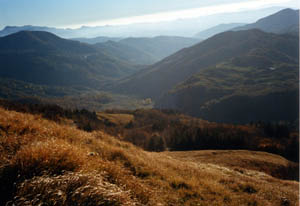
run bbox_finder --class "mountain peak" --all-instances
[3,26,18,29]
[277,8,298,13]
[2,30,62,45]
[233,8,299,35]
[14,30,58,38]
[0,30,97,54]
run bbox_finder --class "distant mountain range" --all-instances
[194,8,299,40]
[0,25,91,38]
[0,8,298,123]
[0,31,134,88]
[82,36,200,65]
[0,30,199,100]
[0,7,287,38]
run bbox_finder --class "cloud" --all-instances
[66,0,292,28]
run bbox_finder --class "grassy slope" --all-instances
[165,150,299,180]
[0,107,298,205]
[97,112,134,126]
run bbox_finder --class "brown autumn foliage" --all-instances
[0,106,299,205]
[0,99,298,164]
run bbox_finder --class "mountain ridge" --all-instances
[0,30,97,54]
[233,8,299,35]
[114,29,298,99]
[0,7,287,38]
[0,31,135,87]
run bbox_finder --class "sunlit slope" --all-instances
[165,150,299,181]
[0,107,298,205]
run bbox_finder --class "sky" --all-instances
[0,0,298,29]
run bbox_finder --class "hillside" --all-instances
[1,99,298,162]
[0,31,135,88]
[157,61,299,123]
[233,8,299,35]
[0,106,299,205]
[194,23,245,39]
[115,29,298,100]
[94,40,157,65]
[166,150,299,181]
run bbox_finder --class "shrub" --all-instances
[11,139,84,179]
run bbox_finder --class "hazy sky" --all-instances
[0,0,298,29]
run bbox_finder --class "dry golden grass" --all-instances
[165,150,299,180]
[0,107,298,205]
[97,112,134,126]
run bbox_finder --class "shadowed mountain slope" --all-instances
[157,63,298,123]
[0,31,135,87]
[115,29,298,101]
[94,40,157,65]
